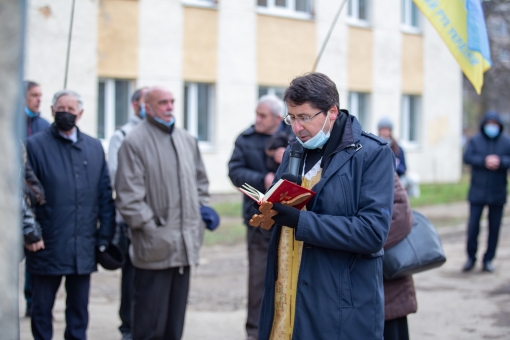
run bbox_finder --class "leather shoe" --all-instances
[462,258,475,272]
[483,261,494,273]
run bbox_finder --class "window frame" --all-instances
[401,0,421,33]
[97,78,134,141]
[348,91,370,130]
[401,94,421,147]
[256,0,313,20]
[347,0,371,27]
[184,82,215,149]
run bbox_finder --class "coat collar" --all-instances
[50,123,83,146]
[146,114,175,134]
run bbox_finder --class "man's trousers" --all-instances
[467,203,504,263]
[31,274,90,340]
[132,266,190,340]
[246,226,270,339]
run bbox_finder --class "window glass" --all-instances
[197,84,210,142]
[358,0,368,21]
[258,0,267,5]
[115,80,130,129]
[275,0,286,7]
[97,82,106,139]
[296,0,308,12]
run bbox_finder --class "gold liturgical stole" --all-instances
[270,159,322,340]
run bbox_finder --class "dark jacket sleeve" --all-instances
[396,146,407,176]
[96,154,115,247]
[22,197,42,244]
[24,162,45,207]
[295,145,394,254]
[384,173,413,250]
[463,136,486,168]
[228,137,266,192]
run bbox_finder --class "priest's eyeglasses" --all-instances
[283,110,323,125]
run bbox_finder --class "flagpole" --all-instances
[63,0,76,89]
[312,0,348,72]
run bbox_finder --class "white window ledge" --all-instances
[256,7,313,21]
[181,0,218,10]
[401,24,422,35]
[347,17,372,29]
[400,141,421,151]
[198,141,216,153]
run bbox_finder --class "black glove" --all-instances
[271,203,300,229]
[281,173,302,185]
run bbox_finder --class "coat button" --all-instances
[75,173,79,177]
[83,161,88,165]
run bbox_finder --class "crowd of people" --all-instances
[19,72,508,340]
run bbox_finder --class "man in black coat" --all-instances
[228,94,286,340]
[26,90,115,340]
[463,111,510,273]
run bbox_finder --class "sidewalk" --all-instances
[19,201,510,339]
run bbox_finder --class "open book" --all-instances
[239,179,315,210]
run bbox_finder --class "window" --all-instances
[258,86,286,100]
[348,0,370,24]
[97,79,134,140]
[401,0,420,30]
[184,83,215,143]
[348,92,370,129]
[401,95,420,144]
[257,0,312,18]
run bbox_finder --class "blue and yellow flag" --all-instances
[413,0,492,94]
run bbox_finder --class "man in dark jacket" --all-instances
[26,90,115,340]
[256,73,394,339]
[228,94,285,340]
[462,111,510,273]
[24,81,50,137]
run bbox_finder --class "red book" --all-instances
[238,179,315,210]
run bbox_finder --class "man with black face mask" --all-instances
[25,90,115,340]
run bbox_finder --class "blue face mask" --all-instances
[484,124,500,138]
[154,116,175,127]
[25,107,38,118]
[138,104,146,119]
[297,112,332,149]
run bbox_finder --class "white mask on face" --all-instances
[297,111,332,149]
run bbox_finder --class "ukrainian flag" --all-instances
[413,0,492,94]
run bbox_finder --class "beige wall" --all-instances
[347,27,373,92]
[182,7,218,83]
[401,33,423,94]
[257,15,316,87]
[97,0,139,79]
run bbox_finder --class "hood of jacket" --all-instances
[480,111,504,138]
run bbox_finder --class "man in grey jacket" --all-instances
[115,86,210,340]
[108,87,147,340]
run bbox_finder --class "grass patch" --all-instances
[210,201,242,217]
[410,176,470,208]
[203,218,245,245]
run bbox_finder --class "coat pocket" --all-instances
[339,174,354,215]
[339,259,354,308]
[132,225,173,263]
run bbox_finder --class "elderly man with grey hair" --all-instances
[26,90,115,340]
[228,94,289,340]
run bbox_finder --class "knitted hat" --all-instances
[377,117,393,131]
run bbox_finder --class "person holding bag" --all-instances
[383,173,417,340]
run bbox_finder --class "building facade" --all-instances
[25,0,462,192]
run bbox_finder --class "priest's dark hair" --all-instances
[283,73,339,114]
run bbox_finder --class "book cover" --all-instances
[238,179,315,210]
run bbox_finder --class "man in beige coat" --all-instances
[115,86,209,340]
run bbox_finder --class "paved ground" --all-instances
[18,200,510,339]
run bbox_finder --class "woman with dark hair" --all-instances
[383,174,417,340]
[378,117,407,176]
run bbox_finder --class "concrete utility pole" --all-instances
[0,0,26,338]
